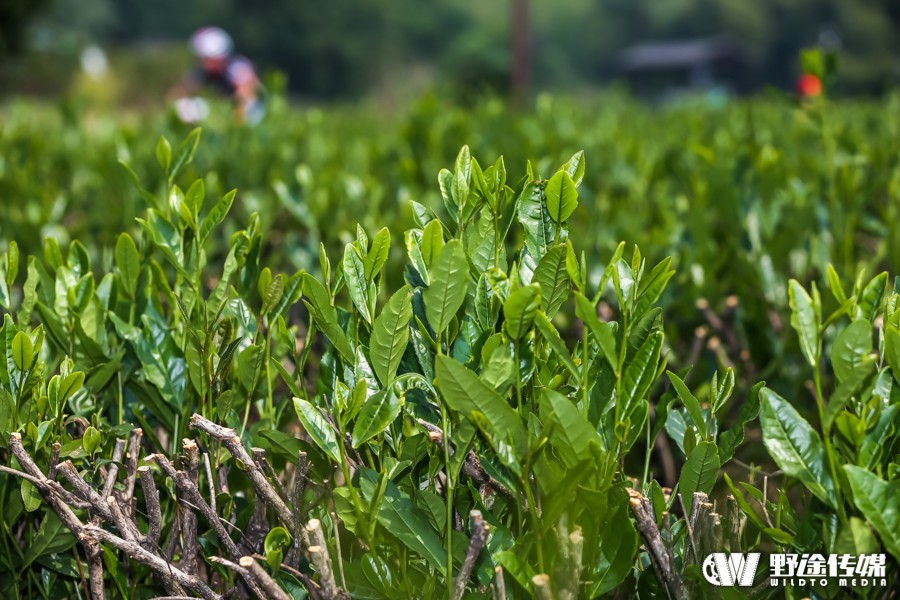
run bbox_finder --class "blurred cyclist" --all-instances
[168,27,265,124]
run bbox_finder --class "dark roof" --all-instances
[618,37,747,71]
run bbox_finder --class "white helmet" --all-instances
[190,27,233,59]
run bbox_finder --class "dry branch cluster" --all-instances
[0,414,349,600]
[627,488,749,600]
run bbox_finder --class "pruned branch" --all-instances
[451,510,490,600]
[627,488,687,600]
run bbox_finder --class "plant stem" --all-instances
[813,363,846,523]
[441,403,455,598]
[581,329,590,418]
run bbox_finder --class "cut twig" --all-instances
[82,525,221,600]
[252,447,289,505]
[492,566,506,600]
[451,510,490,600]
[138,466,163,547]
[239,557,292,600]
[101,438,127,501]
[122,428,144,505]
[306,519,344,599]
[190,415,302,542]
[58,461,115,523]
[532,574,553,600]
[179,440,201,576]
[627,488,687,600]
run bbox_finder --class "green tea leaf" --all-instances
[114,233,140,298]
[343,243,372,325]
[370,286,412,386]
[619,330,662,415]
[574,293,617,370]
[200,189,237,244]
[293,397,341,463]
[534,311,579,381]
[843,466,900,561]
[155,136,171,172]
[364,227,390,282]
[590,501,638,596]
[788,279,820,367]
[21,479,42,512]
[533,245,569,318]
[358,469,449,575]
[666,371,706,439]
[352,389,401,447]
[11,330,34,372]
[858,272,887,322]
[545,170,578,223]
[503,284,540,340]
[760,388,836,508]
[718,381,763,463]
[832,319,872,383]
[435,355,525,447]
[82,426,101,454]
[423,240,468,335]
[679,441,719,503]
[539,388,603,466]
[302,273,355,363]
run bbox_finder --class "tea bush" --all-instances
[0,117,898,597]
[3,92,900,408]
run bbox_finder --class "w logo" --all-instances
[702,553,760,586]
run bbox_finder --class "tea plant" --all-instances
[0,138,765,598]
[729,269,900,595]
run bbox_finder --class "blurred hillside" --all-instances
[2,0,899,100]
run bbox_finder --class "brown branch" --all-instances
[285,452,311,568]
[107,495,140,542]
[189,415,301,541]
[533,574,553,600]
[122,428,144,505]
[48,442,61,480]
[203,451,216,515]
[417,419,516,501]
[451,510,489,600]
[306,519,343,599]
[138,466,163,547]
[239,557,292,600]
[100,438,127,502]
[627,488,687,600]
[81,524,221,600]
[179,440,201,576]
[149,448,267,600]
[492,566,506,600]
[58,461,115,523]
[252,447,289,506]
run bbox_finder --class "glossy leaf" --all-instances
[423,240,468,335]
[545,170,578,223]
[844,466,900,561]
[760,388,836,508]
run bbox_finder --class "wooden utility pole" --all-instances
[511,0,530,104]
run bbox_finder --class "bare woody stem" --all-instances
[82,525,221,600]
[240,557,292,600]
[189,414,304,544]
[627,488,688,600]
[306,519,342,599]
[138,466,163,547]
[450,510,490,600]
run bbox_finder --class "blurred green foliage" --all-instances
[2,91,900,409]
